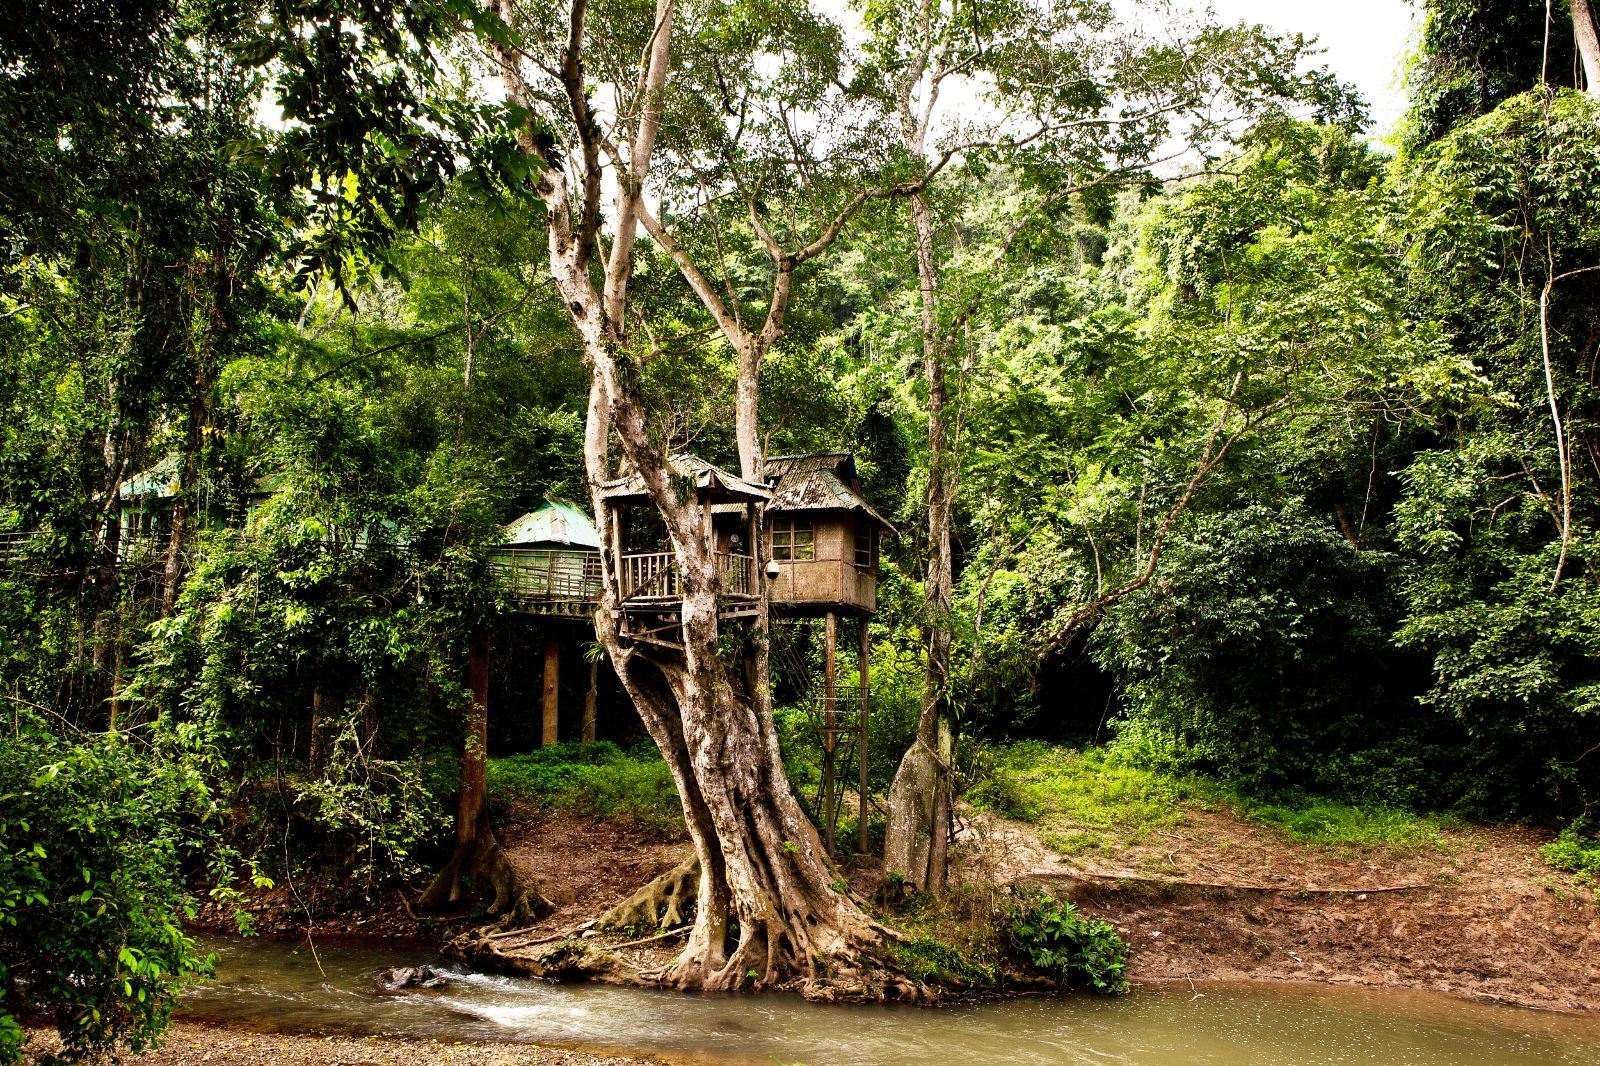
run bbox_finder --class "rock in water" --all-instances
[375,964,450,992]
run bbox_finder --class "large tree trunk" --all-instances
[420,630,542,920]
[580,359,886,993]
[491,0,890,992]
[882,186,958,895]
[1575,0,1600,92]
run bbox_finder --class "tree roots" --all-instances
[597,856,699,931]
[419,834,548,924]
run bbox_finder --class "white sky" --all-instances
[1209,0,1419,137]
[817,0,1419,140]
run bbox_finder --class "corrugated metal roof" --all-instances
[121,455,282,500]
[769,467,894,532]
[503,500,601,548]
[600,454,772,504]
[118,455,182,500]
[765,452,856,483]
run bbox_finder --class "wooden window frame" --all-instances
[771,517,815,561]
[853,523,876,570]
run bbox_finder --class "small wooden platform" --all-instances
[493,547,759,642]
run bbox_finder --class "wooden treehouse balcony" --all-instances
[492,547,758,630]
[618,550,754,602]
[491,547,604,618]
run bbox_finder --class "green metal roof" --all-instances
[118,455,182,500]
[502,500,601,549]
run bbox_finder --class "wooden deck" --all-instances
[492,547,758,631]
[491,547,604,618]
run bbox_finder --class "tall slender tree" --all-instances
[858,0,1359,893]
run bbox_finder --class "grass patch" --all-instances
[967,741,1193,844]
[968,741,1451,854]
[1234,797,1451,850]
[488,741,683,837]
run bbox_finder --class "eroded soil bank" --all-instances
[977,809,1600,1013]
[477,802,1600,1014]
[193,794,1599,1015]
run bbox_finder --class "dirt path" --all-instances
[963,805,1600,1012]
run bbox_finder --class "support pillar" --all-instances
[823,610,838,855]
[859,619,871,855]
[541,635,560,747]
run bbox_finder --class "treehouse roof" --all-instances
[118,455,182,500]
[120,455,279,501]
[768,466,894,533]
[600,455,772,505]
[764,452,857,483]
[765,452,894,533]
[502,500,601,549]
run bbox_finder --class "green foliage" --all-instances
[488,742,683,837]
[0,712,214,1063]
[1541,830,1600,881]
[1002,893,1128,995]
[1404,0,1575,147]
[890,935,998,990]
[284,739,450,900]
[1388,92,1600,818]
[1237,799,1451,851]
[1095,502,1457,805]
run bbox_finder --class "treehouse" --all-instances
[496,453,893,626]
[116,455,182,563]
[490,499,603,617]
[115,455,276,565]
[492,453,891,836]
[490,499,605,746]
[758,453,892,617]
[598,455,770,636]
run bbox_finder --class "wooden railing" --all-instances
[0,530,39,565]
[717,551,753,597]
[619,550,755,602]
[620,551,679,601]
[491,548,603,605]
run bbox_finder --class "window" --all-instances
[854,525,876,569]
[771,518,814,561]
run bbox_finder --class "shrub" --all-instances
[0,713,214,1063]
[1541,830,1600,881]
[890,935,998,990]
[288,734,449,900]
[1003,893,1129,994]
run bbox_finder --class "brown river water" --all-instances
[184,936,1600,1065]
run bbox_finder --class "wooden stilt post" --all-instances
[541,636,560,746]
[858,618,870,855]
[581,655,598,745]
[823,610,838,855]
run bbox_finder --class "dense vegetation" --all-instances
[2,0,1599,1056]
